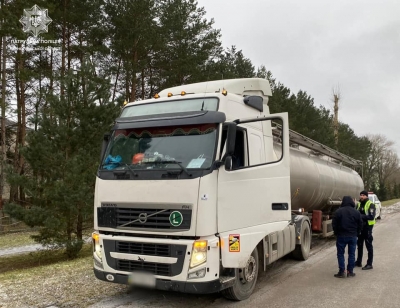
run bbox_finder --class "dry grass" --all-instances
[382,198,400,207]
[0,244,128,308]
[0,244,90,274]
[0,231,37,249]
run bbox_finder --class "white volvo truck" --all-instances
[93,78,364,300]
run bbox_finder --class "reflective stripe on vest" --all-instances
[357,200,376,226]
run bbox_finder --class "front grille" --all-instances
[117,260,170,276]
[98,207,192,230]
[117,242,170,257]
[103,240,187,277]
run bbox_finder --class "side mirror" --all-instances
[224,156,233,171]
[243,96,263,112]
[225,122,237,158]
[100,133,110,161]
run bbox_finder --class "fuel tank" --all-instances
[277,145,364,212]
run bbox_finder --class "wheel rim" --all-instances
[239,255,257,284]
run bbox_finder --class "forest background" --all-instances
[0,0,399,257]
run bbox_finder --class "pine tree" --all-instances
[103,0,158,101]
[5,62,119,258]
[395,183,400,198]
[154,0,222,88]
[378,182,387,201]
[5,0,119,258]
[206,46,254,81]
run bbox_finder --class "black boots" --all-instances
[347,271,356,277]
[362,264,373,270]
[334,271,346,278]
[334,270,356,278]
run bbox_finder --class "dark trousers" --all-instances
[357,226,374,266]
[336,236,357,273]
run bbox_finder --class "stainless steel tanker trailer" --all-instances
[275,129,363,236]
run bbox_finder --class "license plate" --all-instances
[128,272,156,288]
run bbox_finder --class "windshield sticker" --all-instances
[187,158,206,168]
[229,234,240,252]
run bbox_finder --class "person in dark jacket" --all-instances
[332,196,363,278]
[355,190,376,270]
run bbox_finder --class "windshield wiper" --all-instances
[154,160,192,177]
[100,162,137,178]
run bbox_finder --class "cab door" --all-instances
[217,113,291,233]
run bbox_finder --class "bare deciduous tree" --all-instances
[331,85,341,150]
[364,134,400,194]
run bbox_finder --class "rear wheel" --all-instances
[221,247,259,301]
[292,220,311,260]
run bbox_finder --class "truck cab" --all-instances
[92,78,361,300]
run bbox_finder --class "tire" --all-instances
[221,247,259,301]
[375,205,381,220]
[292,220,311,260]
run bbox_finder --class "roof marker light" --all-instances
[154,93,160,99]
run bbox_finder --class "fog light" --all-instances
[188,267,206,279]
[94,257,103,269]
[106,274,115,281]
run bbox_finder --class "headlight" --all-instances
[190,240,207,268]
[92,232,102,259]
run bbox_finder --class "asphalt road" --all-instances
[90,204,400,308]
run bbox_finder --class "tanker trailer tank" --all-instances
[287,146,364,212]
[273,140,363,237]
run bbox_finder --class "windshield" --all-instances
[102,124,217,171]
[368,195,378,202]
[120,98,218,118]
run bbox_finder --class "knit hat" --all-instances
[360,190,368,196]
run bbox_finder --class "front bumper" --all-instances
[94,268,222,294]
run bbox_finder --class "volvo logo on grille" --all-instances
[119,209,168,228]
[138,213,148,223]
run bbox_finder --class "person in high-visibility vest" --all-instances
[355,190,376,270]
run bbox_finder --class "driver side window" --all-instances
[220,128,247,170]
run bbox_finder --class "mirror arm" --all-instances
[212,160,224,170]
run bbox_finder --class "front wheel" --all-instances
[292,220,311,260]
[221,247,259,301]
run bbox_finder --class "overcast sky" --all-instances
[197,0,400,156]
